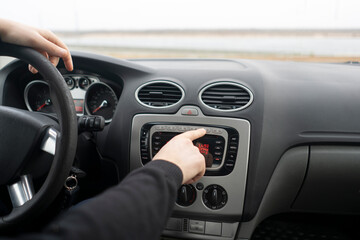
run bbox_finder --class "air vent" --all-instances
[136,81,184,108]
[200,82,253,111]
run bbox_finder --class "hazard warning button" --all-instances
[181,108,199,116]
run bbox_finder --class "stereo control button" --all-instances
[179,126,186,131]
[214,129,223,134]
[214,151,222,156]
[229,146,237,151]
[215,145,223,150]
[156,125,165,130]
[228,153,236,160]
[141,156,149,163]
[225,160,235,170]
[230,136,238,142]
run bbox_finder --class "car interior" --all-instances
[1,39,360,240]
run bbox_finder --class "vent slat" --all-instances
[200,83,252,111]
[138,93,182,97]
[140,99,179,102]
[139,96,182,99]
[202,91,249,96]
[203,100,250,104]
[137,81,183,108]
[204,88,247,91]
[202,96,251,100]
[140,89,180,93]
[143,85,178,88]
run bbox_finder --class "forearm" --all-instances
[42,160,182,240]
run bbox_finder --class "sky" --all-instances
[1,0,360,31]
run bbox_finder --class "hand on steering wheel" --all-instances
[0,18,73,74]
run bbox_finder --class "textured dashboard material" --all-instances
[2,53,360,222]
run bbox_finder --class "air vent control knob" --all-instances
[203,184,227,210]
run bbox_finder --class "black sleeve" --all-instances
[17,160,183,240]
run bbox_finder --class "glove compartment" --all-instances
[292,146,360,213]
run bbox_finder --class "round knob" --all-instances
[64,77,75,90]
[176,184,196,206]
[203,184,227,210]
[79,77,90,89]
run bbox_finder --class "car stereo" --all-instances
[139,123,240,176]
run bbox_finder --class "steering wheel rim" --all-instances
[0,42,77,228]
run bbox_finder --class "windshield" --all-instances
[1,0,360,63]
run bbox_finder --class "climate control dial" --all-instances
[176,184,196,207]
[203,184,227,210]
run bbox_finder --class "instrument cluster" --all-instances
[24,74,118,123]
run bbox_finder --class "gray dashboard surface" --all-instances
[105,57,360,221]
[2,53,360,221]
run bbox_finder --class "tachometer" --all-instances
[85,82,118,123]
[24,81,54,113]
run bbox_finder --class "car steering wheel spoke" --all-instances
[40,127,58,156]
[7,175,35,208]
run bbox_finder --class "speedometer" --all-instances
[24,81,54,113]
[85,82,118,123]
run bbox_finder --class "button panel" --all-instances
[140,127,151,164]
[223,134,239,172]
[151,124,226,134]
[164,217,239,239]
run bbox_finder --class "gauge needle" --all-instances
[92,100,108,114]
[37,99,51,111]
[37,103,46,111]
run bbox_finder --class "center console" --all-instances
[130,106,250,239]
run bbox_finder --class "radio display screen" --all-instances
[152,132,225,168]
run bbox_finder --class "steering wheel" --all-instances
[0,42,77,229]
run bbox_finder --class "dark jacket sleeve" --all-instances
[18,160,183,240]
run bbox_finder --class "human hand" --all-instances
[0,18,73,73]
[153,128,206,184]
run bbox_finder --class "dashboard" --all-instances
[1,52,360,239]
